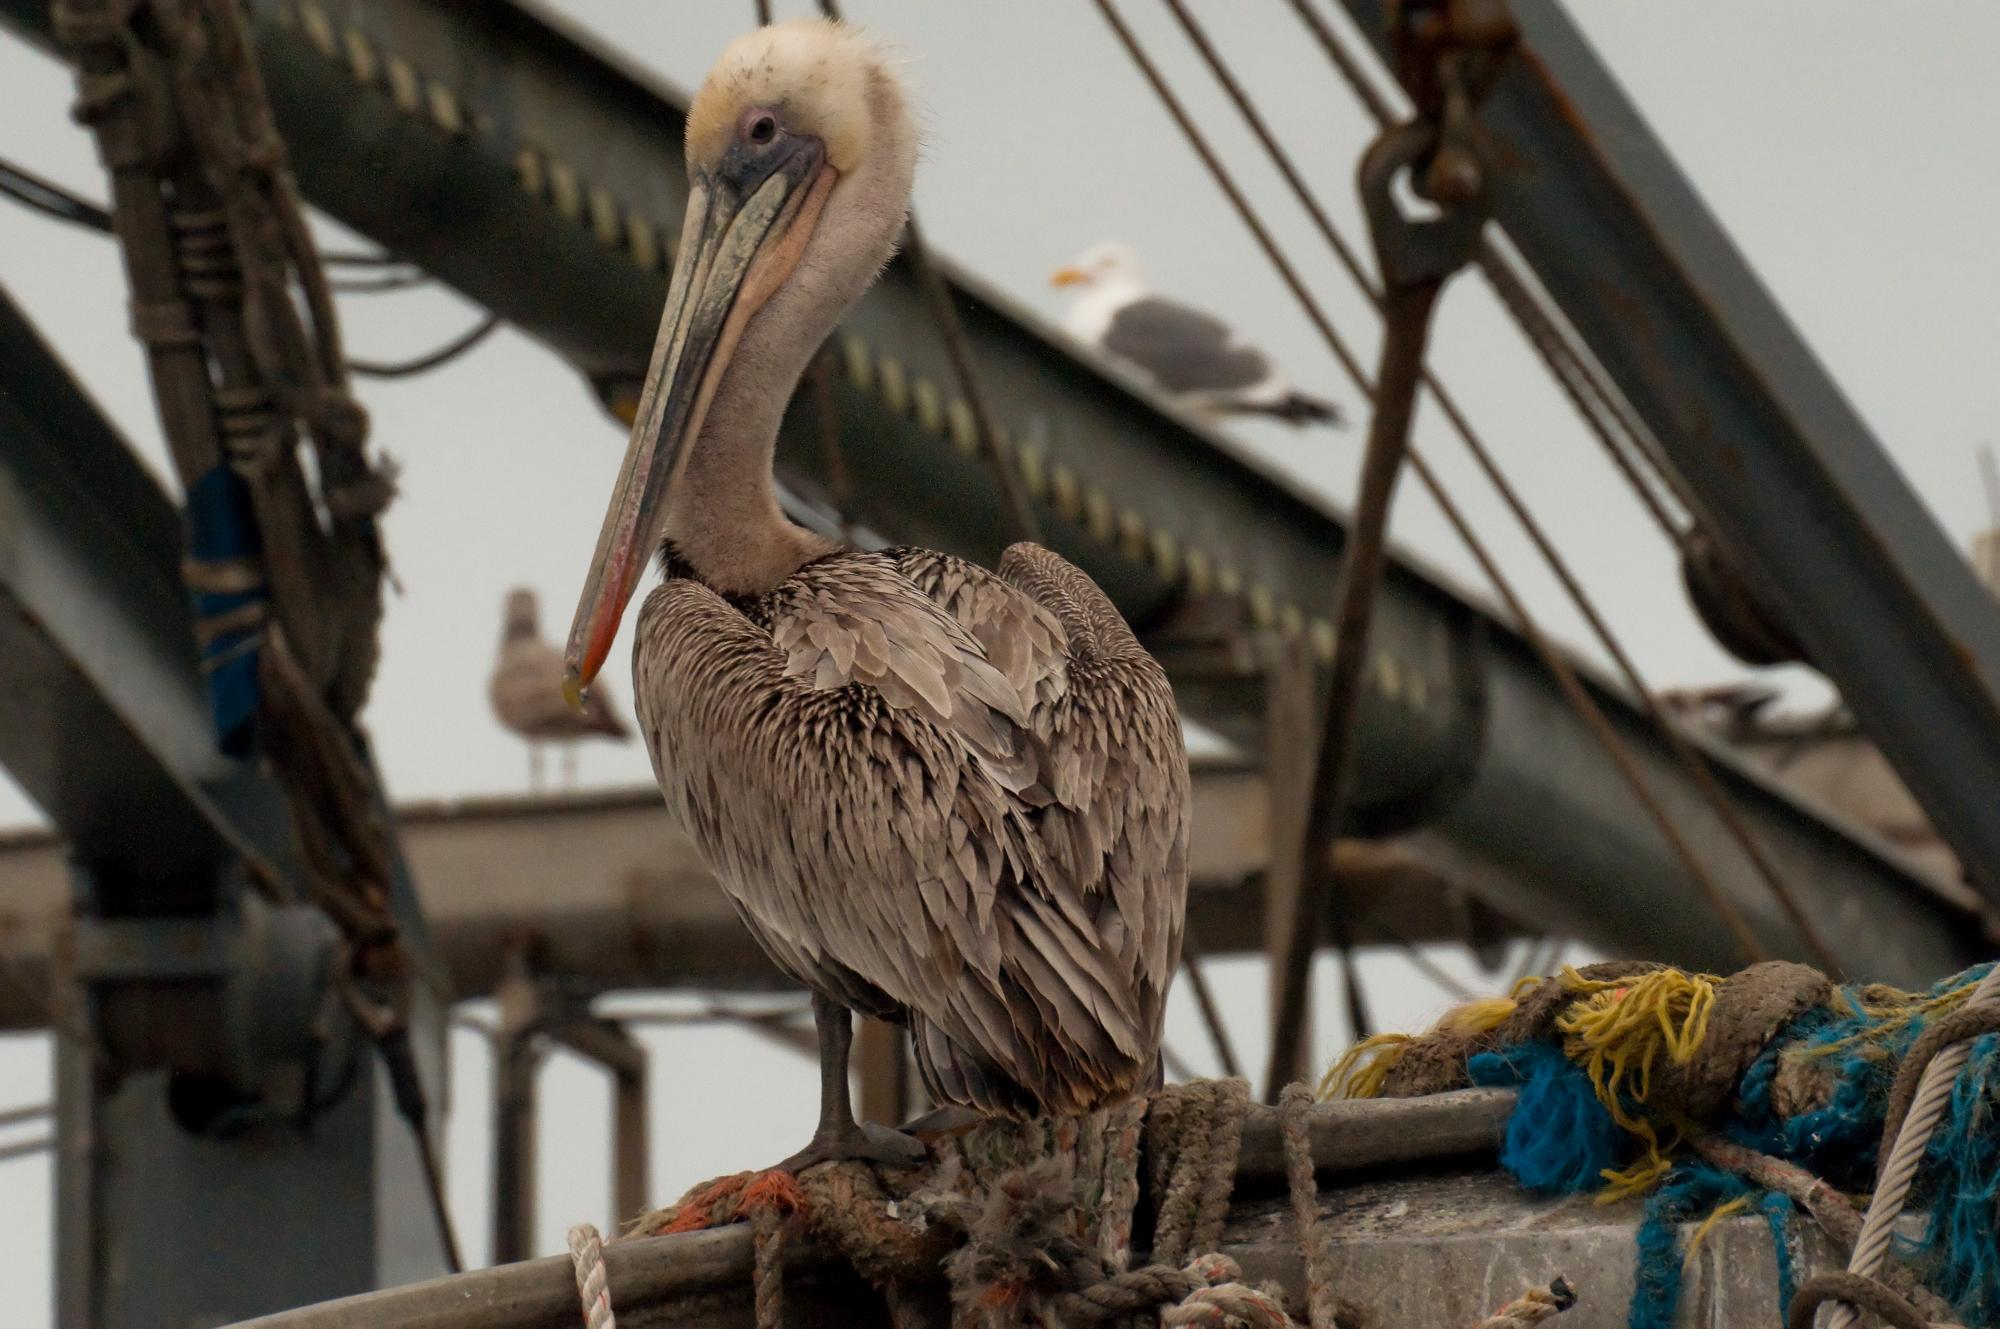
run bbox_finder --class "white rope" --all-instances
[568,1222,616,1329]
[1822,964,2000,1329]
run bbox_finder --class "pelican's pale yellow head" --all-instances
[566,18,916,696]
[687,20,886,176]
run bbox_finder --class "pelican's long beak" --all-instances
[564,139,836,701]
[1050,265,1088,288]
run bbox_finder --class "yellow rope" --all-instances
[1440,996,1519,1038]
[1316,995,1518,1100]
[1551,967,1721,1202]
[1317,1032,1410,1100]
[1680,1193,1752,1270]
[1556,967,1717,1127]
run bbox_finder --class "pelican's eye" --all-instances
[744,110,779,145]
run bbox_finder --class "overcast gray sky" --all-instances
[2,2,1997,1322]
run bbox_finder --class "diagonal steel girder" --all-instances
[0,0,1982,982]
[1337,0,2000,911]
[0,281,290,891]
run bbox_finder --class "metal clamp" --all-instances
[1357,121,1490,295]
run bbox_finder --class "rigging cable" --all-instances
[1280,0,1692,541]
[816,0,1043,548]
[1,151,495,378]
[1089,1,1773,1017]
[1204,0,1839,973]
[347,311,503,380]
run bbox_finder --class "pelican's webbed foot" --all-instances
[778,1119,928,1174]
[781,992,930,1174]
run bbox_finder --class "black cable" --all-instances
[328,267,432,294]
[0,152,418,272]
[1,151,493,382]
[0,157,112,231]
[374,1025,465,1273]
[347,311,502,379]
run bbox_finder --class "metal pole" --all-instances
[492,969,544,1265]
[549,1015,651,1231]
[1259,636,1319,1094]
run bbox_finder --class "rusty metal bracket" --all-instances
[1359,123,1490,297]
[1265,17,1504,1096]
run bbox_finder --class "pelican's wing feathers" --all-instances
[895,543,1190,1068]
[633,549,1183,1113]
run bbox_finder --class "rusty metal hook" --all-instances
[1357,120,1490,294]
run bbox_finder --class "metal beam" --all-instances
[0,283,272,891]
[0,766,1525,1029]
[0,280,453,1324]
[215,1090,1830,1329]
[1336,0,2000,910]
[0,0,1981,983]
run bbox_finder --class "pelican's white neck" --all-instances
[665,70,917,597]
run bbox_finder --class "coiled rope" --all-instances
[562,1075,1572,1328]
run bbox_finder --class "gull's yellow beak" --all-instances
[1050,265,1089,288]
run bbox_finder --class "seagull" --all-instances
[489,587,629,789]
[563,19,1189,1168]
[1053,242,1344,427]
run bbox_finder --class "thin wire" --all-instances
[1095,0,1769,968]
[328,267,432,294]
[1231,0,1838,974]
[0,1102,53,1128]
[1279,1,1693,544]
[411,1111,466,1274]
[1283,0,1696,541]
[753,0,773,23]
[815,0,1042,548]
[347,311,502,379]
[1157,0,1835,971]
[1396,939,1476,1003]
[0,157,111,230]
[0,153,415,272]
[1178,926,1243,1079]
[1474,240,1689,537]
[0,1136,54,1165]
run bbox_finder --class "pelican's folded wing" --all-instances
[631,553,1156,1111]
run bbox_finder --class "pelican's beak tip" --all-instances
[1050,266,1086,289]
[562,670,587,711]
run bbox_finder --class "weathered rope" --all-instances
[1787,1273,1931,1329]
[1160,1254,1294,1327]
[566,1223,616,1329]
[1098,1096,1147,1272]
[1821,964,2000,1329]
[1280,1084,1339,1329]
[1474,1277,1577,1328]
[751,1203,787,1329]
[1322,959,1996,1325]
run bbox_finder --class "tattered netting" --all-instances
[1320,960,2000,1327]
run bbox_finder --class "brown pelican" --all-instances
[489,587,629,788]
[1053,242,1345,427]
[564,19,1189,1167]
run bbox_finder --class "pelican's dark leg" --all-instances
[778,993,927,1172]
